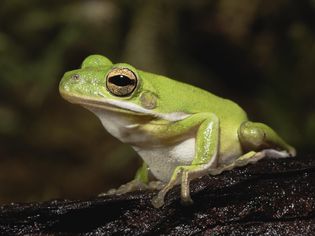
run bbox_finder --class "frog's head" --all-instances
[59,55,161,117]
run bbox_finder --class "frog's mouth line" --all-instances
[60,92,191,122]
[60,92,148,116]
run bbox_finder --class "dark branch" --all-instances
[0,155,314,235]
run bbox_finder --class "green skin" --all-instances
[59,55,296,208]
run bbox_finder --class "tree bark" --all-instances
[0,154,314,235]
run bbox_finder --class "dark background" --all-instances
[0,0,314,204]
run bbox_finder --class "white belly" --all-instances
[133,138,195,182]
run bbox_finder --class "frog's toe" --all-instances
[98,188,118,196]
[151,193,165,208]
[98,192,109,197]
[148,180,165,190]
[288,147,297,157]
[261,149,293,159]
[106,188,118,195]
[151,179,178,208]
[181,195,193,206]
[115,179,148,194]
[99,179,148,197]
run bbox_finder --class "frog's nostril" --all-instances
[71,74,80,81]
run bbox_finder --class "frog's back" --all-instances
[141,71,248,124]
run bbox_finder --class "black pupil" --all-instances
[109,75,134,86]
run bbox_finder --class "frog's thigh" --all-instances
[152,113,219,208]
[238,121,296,157]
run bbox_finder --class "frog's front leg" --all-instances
[114,162,151,194]
[152,113,219,208]
[134,161,165,191]
[100,162,152,196]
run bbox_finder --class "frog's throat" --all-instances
[61,93,190,122]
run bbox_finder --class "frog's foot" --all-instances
[147,180,165,190]
[98,180,165,197]
[151,165,208,208]
[98,179,148,196]
[262,149,295,159]
[210,149,294,176]
[151,167,181,208]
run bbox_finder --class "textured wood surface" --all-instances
[0,154,314,235]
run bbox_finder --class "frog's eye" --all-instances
[106,68,137,97]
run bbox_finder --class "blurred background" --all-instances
[0,0,314,204]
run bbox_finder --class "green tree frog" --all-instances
[59,55,296,208]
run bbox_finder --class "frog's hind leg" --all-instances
[238,121,296,157]
[209,149,291,175]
